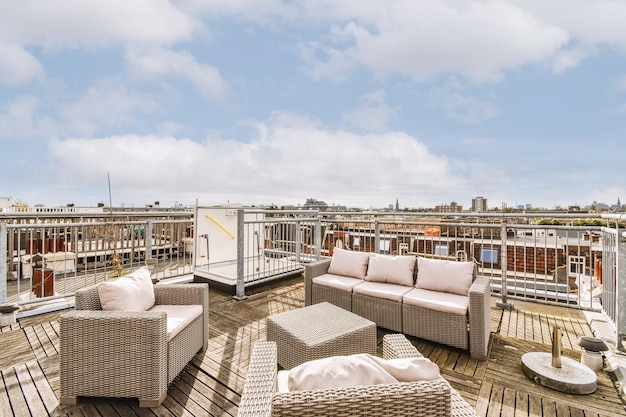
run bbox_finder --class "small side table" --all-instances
[267,302,377,369]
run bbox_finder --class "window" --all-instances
[434,244,449,257]
[480,247,499,264]
[379,239,390,253]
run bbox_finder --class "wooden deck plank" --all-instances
[25,360,63,416]
[2,367,30,417]
[1,277,625,417]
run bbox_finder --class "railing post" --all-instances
[497,221,514,309]
[145,221,153,260]
[1,223,7,304]
[374,219,380,254]
[617,230,626,352]
[234,209,246,300]
[315,217,321,260]
[295,220,301,262]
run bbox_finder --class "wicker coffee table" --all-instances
[266,301,377,369]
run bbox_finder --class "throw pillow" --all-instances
[288,353,440,392]
[327,248,370,279]
[415,257,474,296]
[365,254,416,286]
[98,266,155,311]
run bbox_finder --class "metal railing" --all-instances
[223,210,623,348]
[2,208,624,348]
[1,215,193,316]
[600,214,626,352]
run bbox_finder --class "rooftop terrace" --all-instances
[1,275,625,417]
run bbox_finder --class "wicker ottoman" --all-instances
[266,302,377,369]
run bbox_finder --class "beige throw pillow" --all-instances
[288,353,440,392]
[327,248,370,279]
[365,254,416,286]
[98,266,155,311]
[415,257,474,296]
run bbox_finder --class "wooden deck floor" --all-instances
[1,276,625,417]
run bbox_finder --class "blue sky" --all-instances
[1,0,625,210]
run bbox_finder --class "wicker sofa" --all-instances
[59,269,209,407]
[237,333,478,417]
[305,249,491,359]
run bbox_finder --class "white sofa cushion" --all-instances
[352,281,412,302]
[415,257,474,296]
[285,353,440,392]
[148,304,203,341]
[327,248,370,279]
[98,266,155,311]
[403,288,469,315]
[365,254,416,286]
[313,273,364,292]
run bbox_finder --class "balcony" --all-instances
[1,209,626,416]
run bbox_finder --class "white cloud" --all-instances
[426,78,498,124]
[297,1,568,84]
[0,43,45,85]
[59,79,157,137]
[0,96,58,139]
[0,0,198,48]
[342,90,395,132]
[126,48,228,99]
[46,112,468,207]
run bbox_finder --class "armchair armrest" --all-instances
[383,334,479,417]
[154,283,209,347]
[468,276,491,360]
[304,259,331,305]
[383,333,424,360]
[237,342,278,417]
[154,283,208,306]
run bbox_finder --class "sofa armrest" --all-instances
[237,342,278,417]
[60,310,168,399]
[468,276,491,360]
[304,259,331,305]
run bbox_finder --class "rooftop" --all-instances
[1,275,625,417]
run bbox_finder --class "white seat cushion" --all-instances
[313,273,363,292]
[352,281,412,302]
[148,304,203,341]
[403,288,469,315]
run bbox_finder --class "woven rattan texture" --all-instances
[266,302,376,369]
[468,276,491,360]
[403,303,469,350]
[238,334,478,417]
[352,292,404,332]
[311,284,352,310]
[304,259,331,306]
[60,283,208,407]
[304,256,492,359]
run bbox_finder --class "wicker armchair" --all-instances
[237,334,478,417]
[59,283,209,407]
